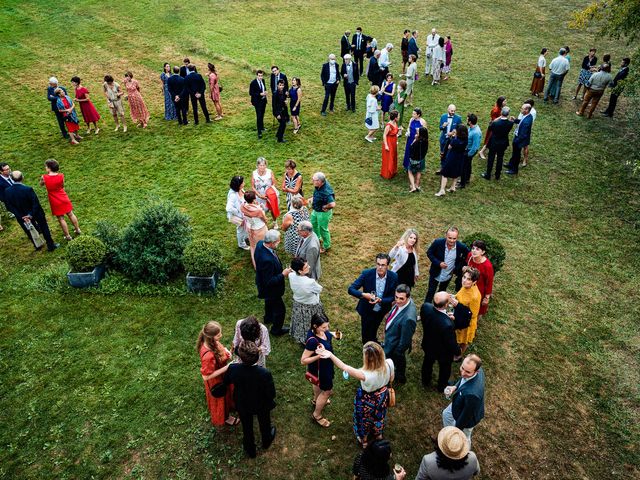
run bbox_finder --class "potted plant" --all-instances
[66,235,107,288]
[183,239,228,293]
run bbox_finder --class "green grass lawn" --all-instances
[1,0,639,478]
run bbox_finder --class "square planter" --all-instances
[67,264,106,288]
[186,272,219,293]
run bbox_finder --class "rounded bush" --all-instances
[65,236,107,273]
[183,239,228,278]
[93,220,122,269]
[463,232,506,273]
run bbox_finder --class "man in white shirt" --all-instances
[425,28,441,76]
[379,43,393,78]
[544,48,570,104]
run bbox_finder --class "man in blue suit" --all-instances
[382,284,417,384]
[254,230,292,336]
[438,105,462,167]
[167,66,187,125]
[505,103,534,175]
[425,227,470,303]
[443,354,485,446]
[348,253,399,344]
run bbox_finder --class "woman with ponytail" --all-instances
[197,321,239,426]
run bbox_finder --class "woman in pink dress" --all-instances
[207,63,224,120]
[443,36,453,80]
[123,71,150,128]
[71,76,101,134]
[39,159,81,240]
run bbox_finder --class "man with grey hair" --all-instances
[379,43,393,78]
[296,220,322,280]
[544,48,570,104]
[320,54,340,116]
[425,28,440,76]
[307,172,335,253]
[367,49,382,87]
[341,53,359,112]
[46,77,69,139]
[480,106,514,181]
[254,229,291,336]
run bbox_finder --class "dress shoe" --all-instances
[480,172,491,180]
[321,112,327,116]
[47,243,60,252]
[505,169,517,175]
[271,327,290,336]
[258,133,263,139]
[262,426,276,449]
[277,139,286,143]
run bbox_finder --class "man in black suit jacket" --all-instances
[269,66,288,118]
[223,342,277,458]
[421,292,460,391]
[249,70,268,138]
[351,27,368,73]
[179,57,197,78]
[348,253,399,344]
[341,54,359,112]
[442,353,485,445]
[179,65,210,125]
[46,77,69,139]
[167,66,187,125]
[3,171,58,251]
[320,54,340,115]
[340,30,352,58]
[254,230,291,335]
[602,57,631,117]
[367,50,382,87]
[481,106,514,180]
[425,227,470,303]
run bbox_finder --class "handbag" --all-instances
[533,71,542,79]
[365,116,373,127]
[304,337,321,386]
[25,220,45,249]
[453,303,472,330]
[218,84,223,93]
[210,381,227,398]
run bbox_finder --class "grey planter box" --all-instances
[186,272,218,293]
[67,265,106,288]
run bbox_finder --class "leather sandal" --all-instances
[312,414,331,427]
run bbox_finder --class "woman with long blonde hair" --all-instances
[389,228,419,288]
[196,321,238,426]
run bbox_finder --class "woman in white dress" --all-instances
[251,156,280,228]
[288,257,324,344]
[240,191,267,269]
[403,54,418,105]
[225,175,250,250]
[365,85,381,143]
[431,37,446,85]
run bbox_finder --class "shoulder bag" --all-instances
[304,337,321,386]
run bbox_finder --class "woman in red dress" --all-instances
[381,110,400,179]
[71,76,101,134]
[55,88,83,145]
[39,159,81,240]
[207,63,224,120]
[478,96,506,160]
[465,239,495,319]
[123,71,150,128]
[196,321,238,427]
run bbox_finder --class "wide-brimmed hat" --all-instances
[437,426,469,460]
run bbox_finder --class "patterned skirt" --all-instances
[578,68,592,85]
[353,386,389,443]
[290,301,324,343]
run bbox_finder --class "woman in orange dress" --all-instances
[197,321,239,426]
[478,96,506,160]
[123,71,150,128]
[531,48,548,97]
[39,159,81,241]
[380,110,400,179]
[207,63,224,120]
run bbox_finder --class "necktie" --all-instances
[385,305,399,328]
[260,81,264,92]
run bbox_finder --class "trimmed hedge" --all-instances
[65,236,107,273]
[183,239,228,278]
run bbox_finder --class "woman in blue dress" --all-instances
[289,77,302,134]
[402,108,428,170]
[380,73,395,123]
[160,63,177,121]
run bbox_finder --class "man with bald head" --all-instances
[505,103,534,175]
[425,28,441,76]
[320,54,340,116]
[438,105,462,167]
[421,291,460,392]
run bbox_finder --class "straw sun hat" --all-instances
[437,426,470,460]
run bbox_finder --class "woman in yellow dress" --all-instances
[450,268,481,359]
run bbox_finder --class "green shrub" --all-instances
[116,200,191,283]
[94,220,122,269]
[183,239,229,277]
[65,236,107,273]
[463,232,506,273]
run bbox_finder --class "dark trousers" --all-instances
[321,83,338,113]
[344,82,357,111]
[174,99,188,124]
[189,94,210,124]
[254,101,266,133]
[603,92,619,116]
[388,351,407,383]
[486,144,508,179]
[422,354,453,392]
[239,409,272,457]
[460,154,474,187]
[17,214,55,249]
[276,116,287,141]
[265,296,286,333]
[54,111,69,138]
[354,53,364,73]
[425,275,454,303]
[507,141,523,173]
[360,310,385,344]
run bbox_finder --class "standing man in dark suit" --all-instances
[46,77,69,139]
[480,106,514,181]
[425,227,470,303]
[0,162,15,229]
[167,66,187,125]
[408,31,420,61]
[273,80,289,143]
[320,54,340,116]
[348,253,399,344]
[602,57,631,118]
[505,103,534,175]
[179,65,210,125]
[254,229,291,335]
[382,284,418,384]
[4,171,58,252]
[438,104,463,165]
[295,221,321,280]
[249,70,268,139]
[351,27,368,73]
[367,50,382,87]
[421,292,460,392]
[443,354,485,446]
[179,58,197,78]
[340,30,352,58]
[341,54,359,112]
[269,66,288,118]
[223,341,277,458]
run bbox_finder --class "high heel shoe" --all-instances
[64,235,73,241]
[74,229,82,235]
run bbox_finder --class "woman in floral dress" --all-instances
[123,71,149,128]
[160,63,177,121]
